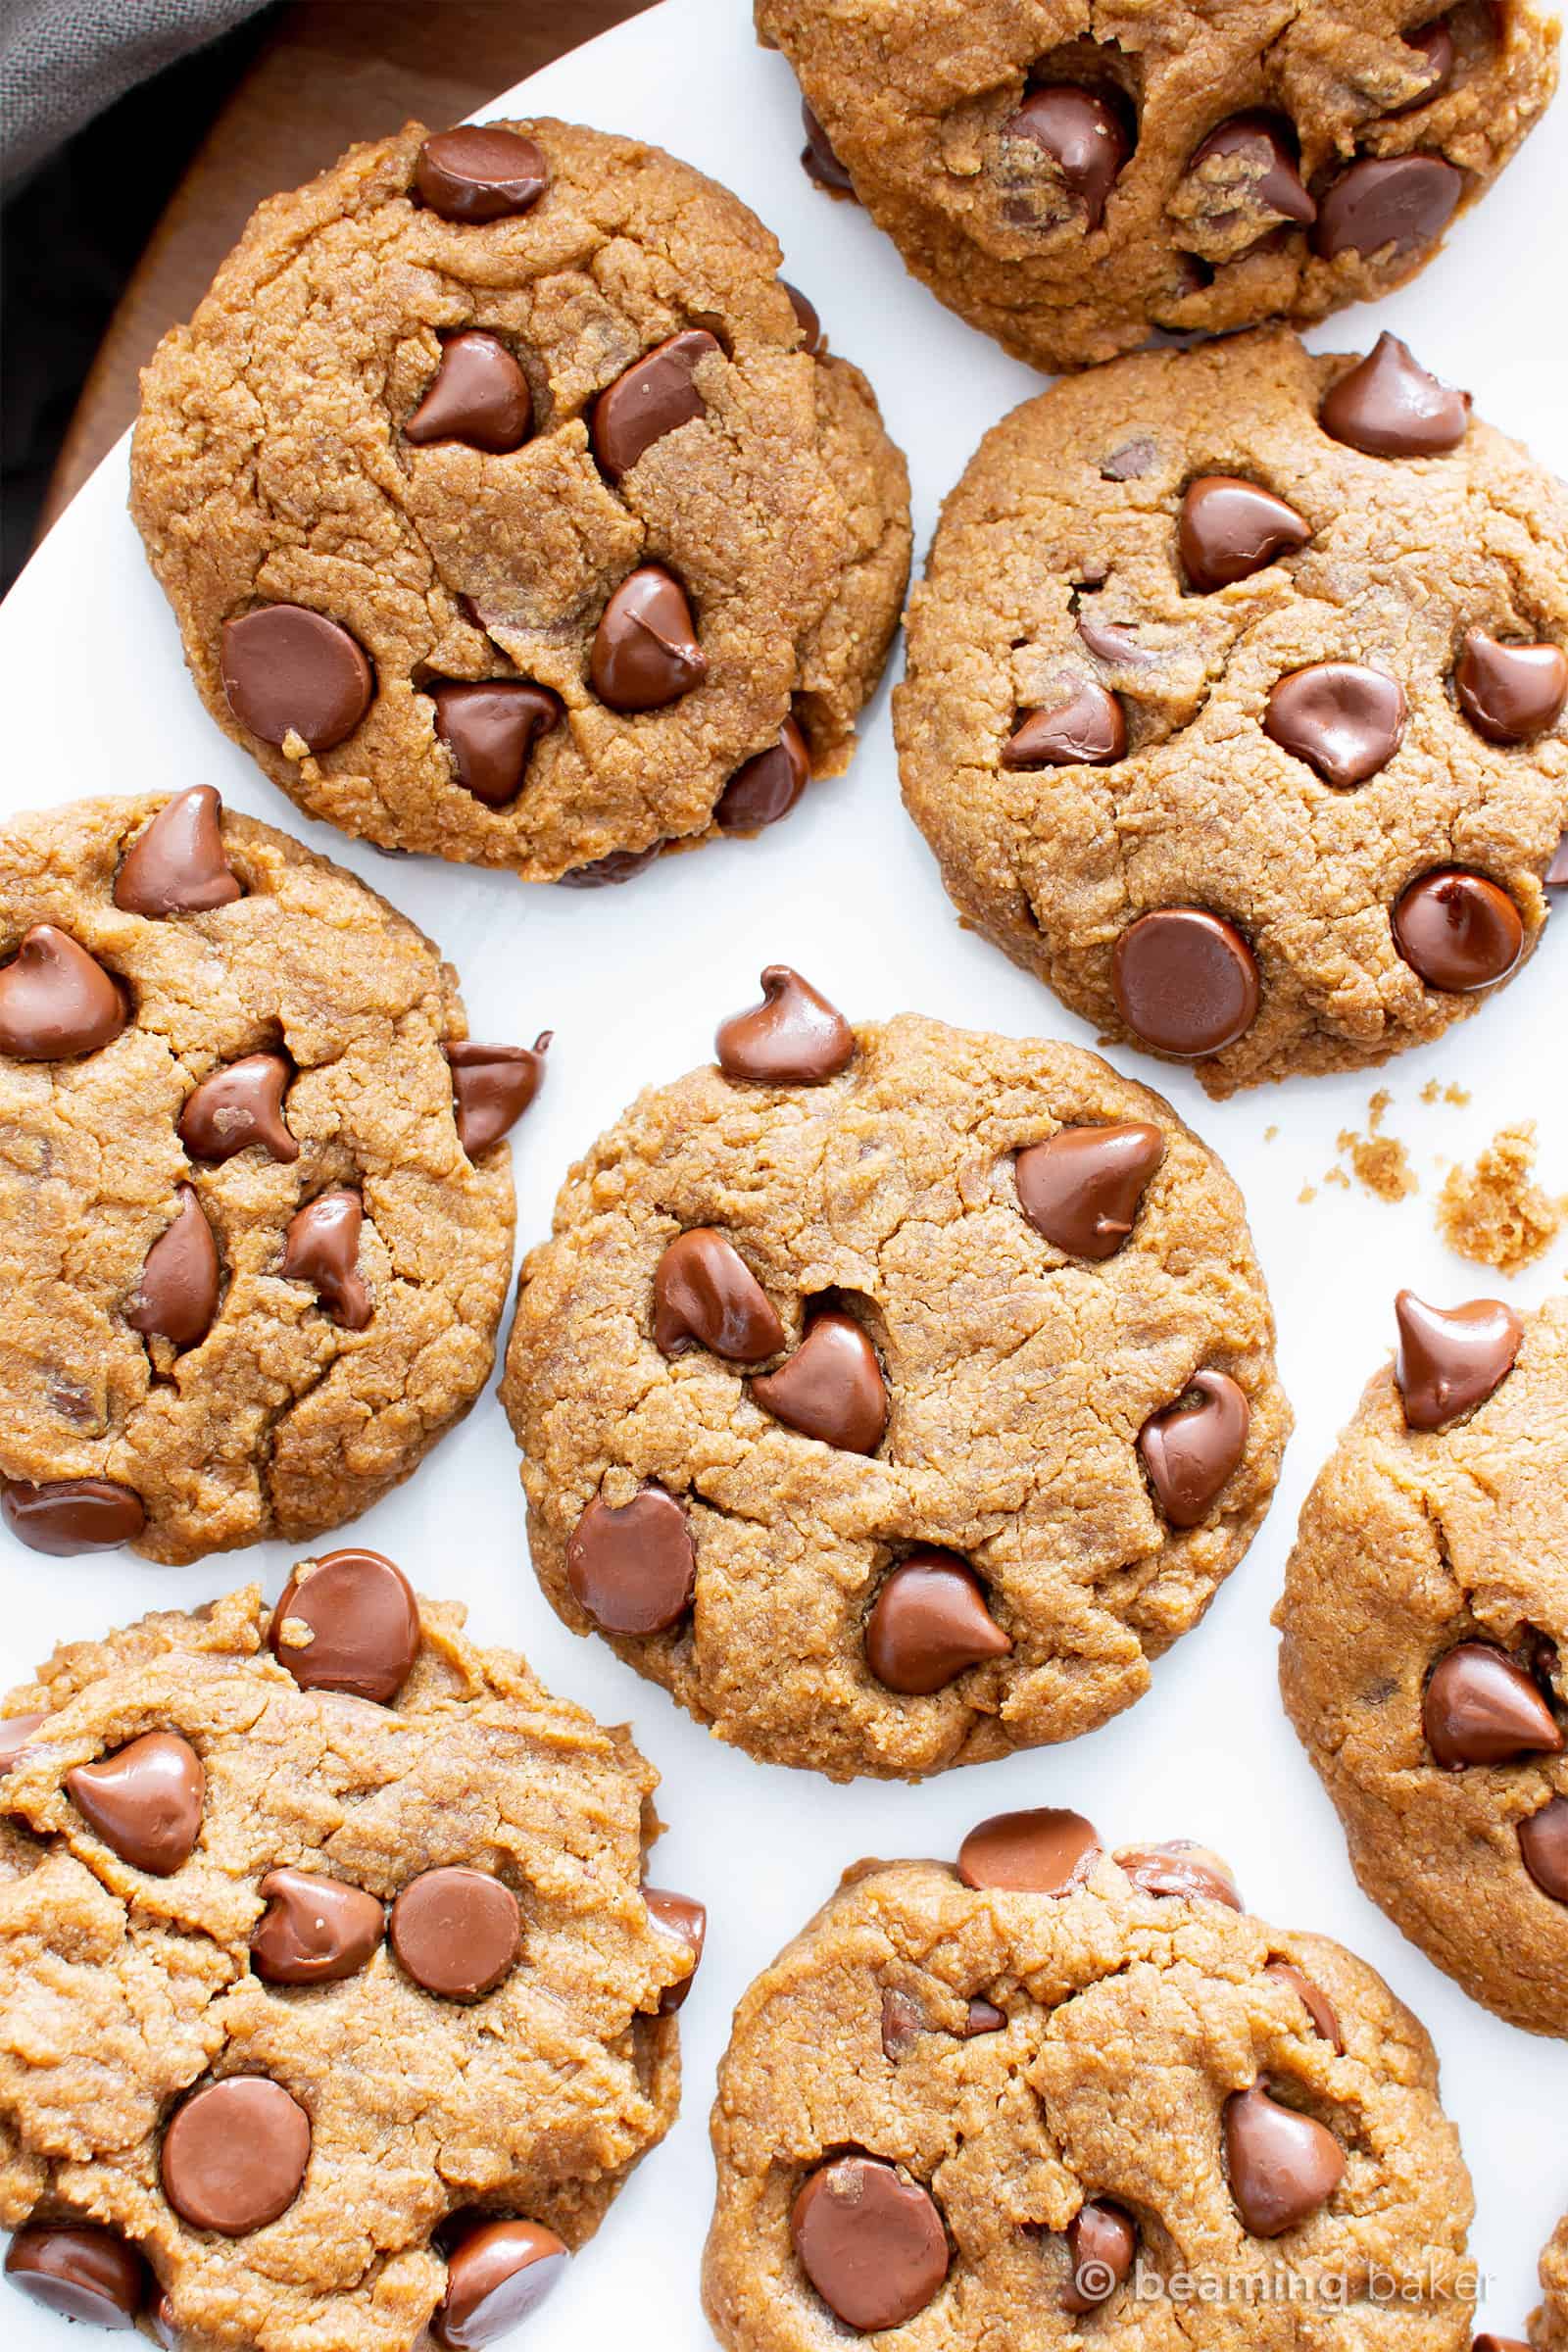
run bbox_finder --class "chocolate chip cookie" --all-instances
[1278,1290,1568,2037]
[756,0,1558,373]
[704,1806,1474,2349]
[501,972,1289,1781]
[130,119,910,882]
[0,791,533,1565]
[897,326,1568,1097]
[0,1564,698,2350]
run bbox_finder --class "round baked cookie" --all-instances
[501,971,1289,1781]
[129,117,911,883]
[704,1807,1474,2350]
[0,791,531,1566]
[756,0,1558,374]
[0,1568,697,2350]
[1278,1290,1568,2037]
[897,326,1568,1098]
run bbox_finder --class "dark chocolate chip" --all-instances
[791,2156,948,2332]
[566,1488,695,1635]
[406,332,532,453]
[752,1309,887,1453]
[653,1229,783,1360]
[161,2078,311,2235]
[1111,907,1259,1056]
[390,1868,520,1998]
[252,1869,384,1985]
[800,100,857,198]
[1519,1795,1568,1902]
[1423,1642,1561,1767]
[1076,610,1154,666]
[1102,436,1156,481]
[1,1478,145,1555]
[713,716,810,832]
[1003,680,1125,766]
[67,1732,204,1875]
[1319,332,1469,457]
[1179,474,1310,592]
[1063,2201,1137,2314]
[1265,1959,1345,2052]
[865,1553,1012,1695]
[1001,86,1129,230]
[1014,1122,1164,1260]
[220,606,373,752]
[0,1713,47,1774]
[590,567,705,712]
[125,1185,220,1349]
[0,925,125,1059]
[180,1053,298,1164]
[1139,1369,1250,1528]
[592,329,720,477]
[1392,869,1524,992]
[1223,2084,1344,2237]
[1116,1838,1243,1908]
[714,964,854,1084]
[957,1807,1101,1894]
[4,2223,147,2329]
[432,680,560,806]
[1186,112,1315,227]
[1401,17,1456,103]
[114,787,242,917]
[1394,1290,1522,1430]
[1454,628,1568,744]
[280,1191,371,1330]
[963,1997,1005,2037]
[415,125,548,222]
[270,1548,420,1703]
[644,1886,706,2012]
[447,1034,550,1155]
[1313,154,1461,260]
[434,2219,567,2349]
[782,281,822,353]
[1265,661,1406,787]
[557,844,665,889]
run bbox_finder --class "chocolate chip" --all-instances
[251,1868,385,1985]
[1319,331,1469,458]
[1474,2338,1534,2352]
[1265,1960,1345,2053]
[956,1806,1100,1894]
[715,964,854,1084]
[1313,154,1461,260]
[1223,2084,1344,2237]
[1186,113,1316,229]
[0,925,125,1058]
[415,125,547,222]
[179,1053,298,1163]
[447,1033,550,1154]
[67,1732,204,1875]
[1395,1290,1522,1430]
[1001,86,1129,230]
[644,1886,706,2012]
[1402,17,1456,101]
[1519,1795,1568,1902]
[557,844,664,889]
[865,1553,1012,1695]
[1102,436,1156,481]
[1076,610,1154,667]
[1179,474,1310,592]
[125,1185,220,1349]
[1111,907,1259,1056]
[148,2289,178,2348]
[782,281,822,353]
[590,567,706,712]
[281,1191,371,1329]
[0,1714,47,1774]
[432,680,560,807]
[114,787,243,917]
[1004,679,1125,766]
[567,1488,695,1635]
[220,606,374,752]
[1140,1369,1250,1528]
[592,329,721,479]
[434,2218,567,2349]
[1063,2200,1137,2314]
[800,100,857,198]
[653,1228,783,1360]
[1015,1121,1164,1260]
[791,2156,948,2332]
[1392,869,1524,992]
[1116,1839,1243,1908]
[1265,661,1406,786]
[1,1478,145,1554]
[1454,628,1568,744]
[1423,1642,1561,1766]
[880,1987,923,2060]
[714,716,811,832]
[390,1868,520,1998]
[270,1549,420,1702]
[405,331,532,454]
[963,1997,1005,2036]
[4,2223,148,2328]
[752,1308,888,1454]
[161,2078,311,2235]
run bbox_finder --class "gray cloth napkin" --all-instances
[0,0,270,186]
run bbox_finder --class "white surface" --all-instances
[2,1,1565,2338]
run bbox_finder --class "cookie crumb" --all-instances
[1324,1166,1350,1191]
[1420,1078,1472,1106]
[1367,1089,1392,1134]
[1437,1122,1565,1274]
[1264,1124,1278,1143]
[1332,1124,1418,1203]
[1298,1183,1317,1204]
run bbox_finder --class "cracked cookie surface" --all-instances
[703,1826,1473,2350]
[896,327,1568,1097]
[129,118,910,882]
[756,0,1558,374]
[0,793,518,1564]
[0,1578,689,2352]
[1279,1294,1568,2037]
[501,995,1288,1781]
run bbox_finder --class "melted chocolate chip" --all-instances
[1264,1959,1345,2053]
[1179,474,1311,593]
[161,2078,312,2235]
[115,787,243,917]
[714,965,854,1084]
[1111,908,1259,1056]
[556,844,664,890]
[864,1553,1012,1694]
[1223,2084,1344,2237]
[434,2218,567,2349]
[592,329,721,477]
[880,1987,923,2060]
[1076,610,1154,666]
[0,925,125,1059]
[957,1806,1101,1894]
[4,2223,148,2328]
[390,1868,521,1998]
[67,1732,204,1875]
[432,680,560,806]
[1454,628,1568,744]
[1003,680,1125,766]
[1139,1369,1250,1527]
[1519,1795,1568,1902]
[406,332,532,453]
[179,1053,298,1163]
[280,1191,371,1329]
[1,1478,145,1554]
[126,1185,220,1349]
[1423,1643,1561,1766]
[1265,662,1406,787]
[251,1868,385,1986]
[713,716,811,832]
[0,1713,47,1774]
[1186,113,1315,229]
[791,2156,949,2332]
[590,567,706,712]
[1001,85,1129,230]
[567,1488,695,1635]
[782,281,822,353]
[1402,18,1457,103]
[1063,2200,1137,2314]
[653,1229,783,1360]
[270,1549,420,1703]
[1014,1121,1164,1259]
[415,125,548,222]
[220,606,374,752]
[1392,870,1524,992]
[1394,1290,1522,1430]
[1116,1839,1243,1908]
[800,100,857,198]
[752,1309,888,1453]
[644,1886,706,2012]
[1319,332,1469,458]
[1312,154,1461,260]
[447,1034,550,1154]
[964,1997,1005,2037]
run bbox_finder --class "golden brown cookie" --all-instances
[0,792,527,1565]
[1534,2215,1568,2349]
[502,974,1289,1781]
[130,119,910,883]
[0,1571,695,2349]
[757,0,1558,373]
[896,327,1568,1097]
[704,1809,1474,2350]
[1279,1291,1568,2037]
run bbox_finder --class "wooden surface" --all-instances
[40,0,651,534]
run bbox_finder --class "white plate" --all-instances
[2,1,1564,2339]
